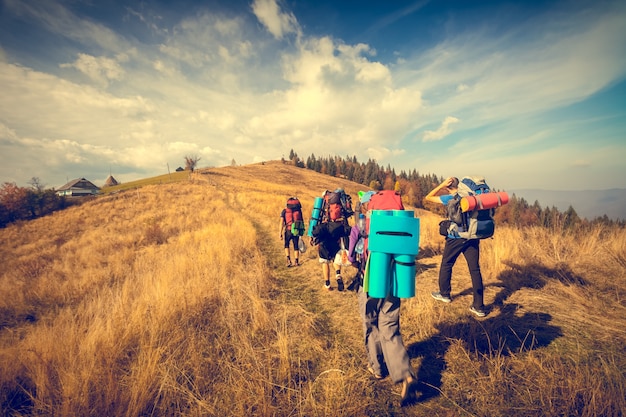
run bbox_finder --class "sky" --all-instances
[0,0,625,192]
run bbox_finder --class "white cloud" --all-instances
[251,0,300,40]
[60,53,125,86]
[4,0,132,54]
[0,122,19,141]
[400,3,626,129]
[153,59,178,77]
[422,116,460,142]
[238,34,423,155]
[159,43,207,68]
[0,62,153,142]
[125,6,167,36]
[367,146,405,162]
[571,160,591,168]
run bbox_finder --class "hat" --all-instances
[358,191,375,204]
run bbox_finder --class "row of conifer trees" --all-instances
[284,149,624,230]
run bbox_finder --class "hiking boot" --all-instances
[431,291,452,303]
[324,280,331,290]
[469,306,486,317]
[400,375,417,406]
[367,366,384,380]
[337,278,345,292]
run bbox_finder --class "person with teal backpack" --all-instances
[347,190,419,406]
[310,190,351,291]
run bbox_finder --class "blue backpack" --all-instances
[446,176,495,239]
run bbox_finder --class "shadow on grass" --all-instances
[406,260,580,404]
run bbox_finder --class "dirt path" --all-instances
[246,208,429,415]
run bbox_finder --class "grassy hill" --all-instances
[1,161,624,416]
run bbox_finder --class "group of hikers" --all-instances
[278,176,502,406]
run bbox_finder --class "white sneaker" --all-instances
[400,375,417,406]
[431,291,452,303]
[469,306,486,317]
[367,366,384,380]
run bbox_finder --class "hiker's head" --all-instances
[357,191,375,213]
[446,177,459,191]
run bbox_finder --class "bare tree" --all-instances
[28,177,45,192]
[184,155,201,172]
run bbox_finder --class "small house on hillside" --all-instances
[103,175,119,187]
[56,178,100,197]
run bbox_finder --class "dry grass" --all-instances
[1,161,624,416]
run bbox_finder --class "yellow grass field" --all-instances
[1,161,624,416]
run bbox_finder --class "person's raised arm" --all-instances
[424,177,457,204]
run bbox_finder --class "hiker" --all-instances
[347,190,418,406]
[310,190,351,291]
[424,177,487,317]
[279,197,305,267]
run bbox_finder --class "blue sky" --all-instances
[0,0,624,191]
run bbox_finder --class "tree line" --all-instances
[2,154,623,230]
[284,149,625,230]
[0,178,76,228]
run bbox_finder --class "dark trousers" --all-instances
[438,237,484,309]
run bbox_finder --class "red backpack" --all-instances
[364,190,404,252]
[285,197,305,235]
[322,189,354,222]
[368,190,404,211]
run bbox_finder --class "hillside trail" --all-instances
[247,208,446,416]
[194,164,447,415]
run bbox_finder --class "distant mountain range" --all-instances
[508,189,626,221]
